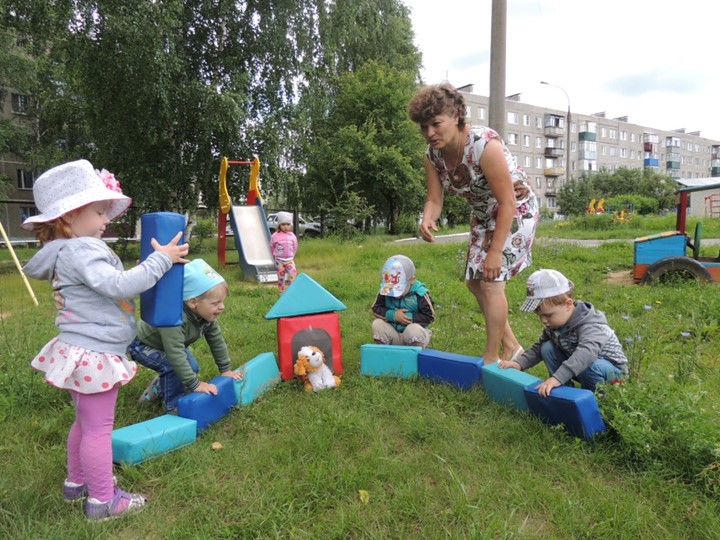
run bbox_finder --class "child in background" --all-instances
[270,211,298,292]
[498,269,628,396]
[372,254,435,349]
[128,258,243,412]
[22,159,189,520]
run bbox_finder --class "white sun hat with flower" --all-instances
[21,159,132,230]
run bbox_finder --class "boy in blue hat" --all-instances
[128,259,243,412]
[371,254,435,349]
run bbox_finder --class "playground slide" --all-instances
[228,205,278,283]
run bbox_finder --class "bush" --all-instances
[605,194,658,215]
[395,213,419,236]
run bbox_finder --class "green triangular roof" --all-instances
[264,273,346,319]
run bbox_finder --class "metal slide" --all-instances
[228,205,278,283]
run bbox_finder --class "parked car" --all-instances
[266,212,322,238]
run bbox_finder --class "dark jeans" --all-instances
[541,340,626,391]
[127,338,199,411]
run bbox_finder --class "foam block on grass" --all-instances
[112,414,197,465]
[360,344,421,378]
[177,376,237,432]
[481,362,542,412]
[234,352,282,406]
[418,349,484,390]
[524,383,606,440]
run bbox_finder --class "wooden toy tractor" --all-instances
[633,182,720,284]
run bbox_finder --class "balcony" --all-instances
[544,147,564,158]
[544,126,564,138]
[578,131,596,142]
[544,167,565,177]
[712,167,720,177]
[643,142,655,152]
[644,158,659,167]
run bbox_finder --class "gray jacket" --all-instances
[24,238,172,356]
[516,300,628,384]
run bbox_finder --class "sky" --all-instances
[403,0,720,140]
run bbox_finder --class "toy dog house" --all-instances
[265,273,346,380]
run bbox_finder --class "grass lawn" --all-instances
[0,226,718,539]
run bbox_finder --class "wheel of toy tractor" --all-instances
[641,256,712,285]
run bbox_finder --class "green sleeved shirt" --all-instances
[135,304,231,391]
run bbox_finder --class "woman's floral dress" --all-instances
[427,126,539,281]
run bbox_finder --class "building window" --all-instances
[11,93,30,114]
[601,127,607,138]
[620,148,627,158]
[17,169,34,190]
[535,157,543,169]
[524,155,531,168]
[507,112,518,124]
[507,133,518,145]
[467,105,472,119]
[535,137,542,148]
[523,114,530,126]
[535,116,542,129]
[478,107,485,120]
[20,206,39,223]
[523,134,530,147]
[535,177,542,189]
[547,197,556,208]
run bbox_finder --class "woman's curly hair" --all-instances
[408,83,467,128]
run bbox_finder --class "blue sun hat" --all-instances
[379,255,415,297]
[183,259,226,300]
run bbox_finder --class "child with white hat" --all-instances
[22,159,189,520]
[270,211,298,292]
[371,254,435,348]
[127,258,243,412]
[498,269,628,396]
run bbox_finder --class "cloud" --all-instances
[605,71,707,97]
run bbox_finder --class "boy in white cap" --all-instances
[498,269,627,396]
[371,254,435,349]
[127,258,242,412]
[270,211,298,292]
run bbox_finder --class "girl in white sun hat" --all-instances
[22,159,189,521]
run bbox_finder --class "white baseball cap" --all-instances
[379,255,415,297]
[521,269,572,312]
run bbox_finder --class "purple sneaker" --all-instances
[85,487,147,521]
[63,475,117,503]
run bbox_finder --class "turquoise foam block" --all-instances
[112,414,197,465]
[177,376,237,432]
[481,363,542,412]
[418,349,484,390]
[234,352,282,406]
[524,383,607,440]
[360,344,421,378]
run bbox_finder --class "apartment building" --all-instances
[0,89,36,241]
[459,85,720,214]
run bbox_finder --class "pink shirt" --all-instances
[270,231,297,261]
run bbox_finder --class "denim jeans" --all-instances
[127,338,199,411]
[540,340,625,391]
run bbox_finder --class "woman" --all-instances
[408,83,539,364]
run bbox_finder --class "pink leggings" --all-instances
[67,386,119,502]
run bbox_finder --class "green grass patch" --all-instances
[0,232,718,538]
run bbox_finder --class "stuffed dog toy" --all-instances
[294,345,341,392]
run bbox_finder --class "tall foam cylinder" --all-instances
[140,212,186,327]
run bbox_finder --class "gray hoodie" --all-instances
[23,237,172,356]
[516,300,628,384]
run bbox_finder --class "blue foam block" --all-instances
[481,363,542,412]
[360,344,421,378]
[177,376,237,432]
[418,349,484,390]
[112,414,197,465]
[234,352,282,406]
[140,212,186,327]
[524,383,607,440]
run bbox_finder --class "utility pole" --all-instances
[489,0,506,139]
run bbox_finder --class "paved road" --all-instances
[395,233,720,246]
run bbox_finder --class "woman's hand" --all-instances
[483,249,502,281]
[419,218,438,243]
[221,370,243,380]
